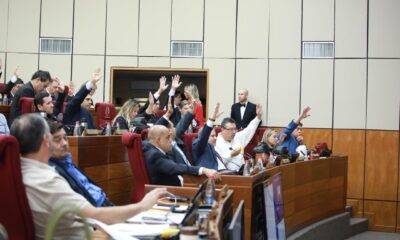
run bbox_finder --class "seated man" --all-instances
[277,106,311,154]
[0,65,24,103]
[10,114,167,239]
[63,68,101,129]
[48,122,113,207]
[192,103,226,170]
[215,104,262,171]
[143,125,219,186]
[9,70,52,125]
[34,84,67,123]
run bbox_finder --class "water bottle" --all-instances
[204,176,216,205]
[2,94,8,105]
[73,121,80,136]
[105,122,112,136]
[242,160,250,176]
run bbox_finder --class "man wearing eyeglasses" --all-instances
[215,104,263,171]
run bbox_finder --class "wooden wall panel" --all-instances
[346,199,363,218]
[301,128,333,150]
[365,131,399,201]
[364,200,397,232]
[397,203,400,232]
[333,130,365,199]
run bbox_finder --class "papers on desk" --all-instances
[127,208,186,224]
[110,223,170,237]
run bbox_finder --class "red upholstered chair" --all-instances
[122,132,150,203]
[155,109,166,118]
[140,128,149,140]
[244,128,262,158]
[183,132,198,165]
[20,97,36,114]
[0,83,5,92]
[95,102,117,129]
[0,135,35,239]
[214,126,222,136]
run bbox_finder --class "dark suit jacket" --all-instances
[192,124,219,170]
[142,141,200,186]
[156,112,195,163]
[0,80,16,101]
[9,82,35,125]
[230,101,258,129]
[63,85,95,129]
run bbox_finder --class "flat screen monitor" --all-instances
[228,200,245,240]
[181,179,208,226]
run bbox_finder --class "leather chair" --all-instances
[20,97,36,114]
[183,132,198,165]
[0,135,35,239]
[122,132,150,203]
[95,102,117,129]
[155,109,166,118]
[140,128,148,140]
[0,83,5,93]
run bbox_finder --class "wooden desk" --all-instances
[68,135,131,205]
[184,156,348,239]
[184,170,268,240]
[145,185,234,239]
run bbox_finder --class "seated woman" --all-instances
[112,99,140,130]
[253,128,279,156]
[184,83,204,127]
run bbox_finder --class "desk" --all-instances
[68,135,131,205]
[184,170,268,240]
[145,185,234,239]
[184,156,348,239]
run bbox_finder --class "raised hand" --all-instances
[171,75,182,90]
[13,66,20,77]
[90,68,102,84]
[211,102,224,120]
[256,104,263,119]
[164,96,173,118]
[300,106,311,119]
[158,76,169,93]
[145,92,155,115]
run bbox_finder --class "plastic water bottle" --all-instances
[243,160,250,176]
[204,176,216,205]
[105,122,112,136]
[2,94,8,105]
[73,121,80,136]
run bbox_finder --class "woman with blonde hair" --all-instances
[184,83,204,127]
[112,99,140,130]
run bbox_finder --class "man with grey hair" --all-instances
[230,89,259,129]
[11,114,167,239]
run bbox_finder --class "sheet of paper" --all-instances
[87,218,139,240]
[109,223,170,237]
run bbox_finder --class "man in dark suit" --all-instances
[192,103,226,170]
[230,89,259,129]
[142,125,219,186]
[9,70,52,125]
[63,68,102,129]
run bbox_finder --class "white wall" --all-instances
[0,0,399,130]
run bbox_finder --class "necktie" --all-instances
[240,103,246,108]
[173,142,191,166]
[213,146,228,170]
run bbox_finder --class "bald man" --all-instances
[143,125,219,186]
[230,89,259,129]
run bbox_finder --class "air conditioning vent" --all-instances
[302,42,334,58]
[171,41,203,57]
[40,38,72,54]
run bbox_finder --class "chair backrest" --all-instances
[121,132,150,203]
[0,135,35,239]
[244,129,261,158]
[214,126,222,135]
[155,109,166,118]
[95,102,117,129]
[183,132,198,165]
[0,83,5,92]
[140,128,149,140]
[20,97,36,114]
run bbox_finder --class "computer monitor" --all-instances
[181,179,208,226]
[228,200,245,240]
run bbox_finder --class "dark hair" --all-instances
[10,113,49,155]
[34,91,51,108]
[221,117,236,129]
[15,78,24,85]
[49,121,64,135]
[31,70,52,82]
[298,122,303,127]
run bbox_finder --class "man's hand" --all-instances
[171,75,182,90]
[89,67,102,90]
[230,147,241,157]
[211,102,224,120]
[158,76,169,93]
[295,106,311,124]
[256,104,263,119]
[203,168,221,182]
[13,66,20,77]
[139,188,168,211]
